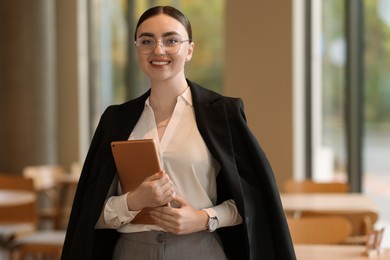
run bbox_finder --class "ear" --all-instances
[186,42,194,62]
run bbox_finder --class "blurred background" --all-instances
[0,0,389,247]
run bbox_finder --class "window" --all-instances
[301,0,390,246]
[362,0,390,246]
[310,0,347,182]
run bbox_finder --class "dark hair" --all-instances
[134,6,192,42]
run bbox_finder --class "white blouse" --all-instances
[95,88,242,233]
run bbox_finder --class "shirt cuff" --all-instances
[213,199,242,228]
[104,193,141,228]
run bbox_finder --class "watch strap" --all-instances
[203,208,218,232]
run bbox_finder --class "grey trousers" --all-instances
[112,231,227,260]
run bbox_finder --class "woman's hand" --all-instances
[149,194,209,234]
[126,171,176,211]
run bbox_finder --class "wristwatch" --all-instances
[203,208,219,232]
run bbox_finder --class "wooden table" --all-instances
[0,190,36,207]
[281,193,379,214]
[295,244,390,260]
[0,189,37,224]
[0,190,37,259]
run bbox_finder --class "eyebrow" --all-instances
[138,31,182,38]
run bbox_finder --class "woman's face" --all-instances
[135,14,194,83]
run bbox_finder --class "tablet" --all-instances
[111,139,161,224]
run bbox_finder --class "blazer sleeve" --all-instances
[228,98,296,259]
[62,107,119,260]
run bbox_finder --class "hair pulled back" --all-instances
[134,6,192,42]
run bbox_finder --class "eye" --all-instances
[139,37,155,46]
[163,37,180,46]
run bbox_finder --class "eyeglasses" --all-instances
[134,36,190,55]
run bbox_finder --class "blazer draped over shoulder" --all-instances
[61,80,296,260]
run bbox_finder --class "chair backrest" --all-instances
[70,161,82,178]
[300,210,378,236]
[23,165,65,191]
[287,216,352,244]
[22,165,66,230]
[0,174,35,191]
[283,179,350,193]
[0,174,38,225]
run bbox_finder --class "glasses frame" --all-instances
[134,37,190,55]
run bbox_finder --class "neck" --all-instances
[149,78,188,112]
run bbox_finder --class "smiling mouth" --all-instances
[151,61,171,65]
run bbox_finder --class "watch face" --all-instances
[209,217,219,232]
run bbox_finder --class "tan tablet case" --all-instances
[111,139,161,224]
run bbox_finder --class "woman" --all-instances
[61,5,295,260]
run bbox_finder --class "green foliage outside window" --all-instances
[364,0,390,124]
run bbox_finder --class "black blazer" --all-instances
[61,80,296,260]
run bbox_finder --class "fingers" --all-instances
[167,194,186,208]
[139,170,176,207]
[149,206,179,231]
[145,170,165,181]
[145,171,174,188]
[171,194,186,205]
[168,200,181,208]
[154,172,175,197]
[149,201,200,234]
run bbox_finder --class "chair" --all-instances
[55,162,81,230]
[23,165,65,230]
[10,230,65,260]
[0,166,65,260]
[70,161,82,177]
[287,216,352,244]
[283,179,350,194]
[0,174,37,244]
[0,174,65,259]
[300,210,378,244]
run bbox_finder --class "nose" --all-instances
[153,41,166,54]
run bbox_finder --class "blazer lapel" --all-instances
[189,81,241,192]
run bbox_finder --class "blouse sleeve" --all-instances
[212,199,242,228]
[95,175,140,229]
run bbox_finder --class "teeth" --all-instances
[152,61,169,65]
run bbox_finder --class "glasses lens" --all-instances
[135,37,185,54]
[161,37,181,54]
[135,37,155,54]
